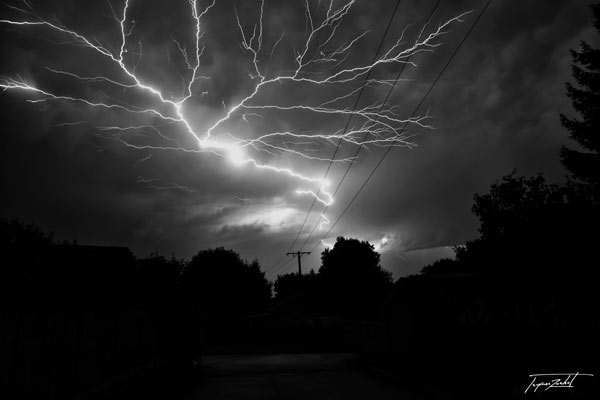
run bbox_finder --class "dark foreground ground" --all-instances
[183,353,425,400]
[78,349,600,400]
[82,353,433,400]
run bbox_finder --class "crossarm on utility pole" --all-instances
[286,251,311,275]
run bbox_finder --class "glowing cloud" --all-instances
[0,0,469,221]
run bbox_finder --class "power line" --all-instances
[266,254,295,280]
[269,0,492,277]
[265,0,402,277]
[286,251,311,275]
[264,253,287,273]
[309,0,493,254]
[283,0,404,257]
[298,0,442,253]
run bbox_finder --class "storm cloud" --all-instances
[1,0,596,277]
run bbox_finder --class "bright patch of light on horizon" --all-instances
[373,234,396,252]
[321,239,334,249]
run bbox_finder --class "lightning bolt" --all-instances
[318,213,330,230]
[0,1,469,209]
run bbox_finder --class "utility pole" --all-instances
[286,251,310,275]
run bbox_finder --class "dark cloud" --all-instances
[1,0,596,278]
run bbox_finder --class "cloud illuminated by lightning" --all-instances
[318,213,330,230]
[0,0,469,212]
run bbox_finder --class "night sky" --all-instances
[1,0,597,278]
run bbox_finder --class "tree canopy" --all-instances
[471,173,563,242]
[273,270,317,302]
[181,247,272,319]
[560,3,600,196]
[420,172,599,283]
[318,237,392,319]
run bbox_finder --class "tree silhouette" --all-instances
[0,217,54,259]
[412,170,600,360]
[466,173,580,278]
[1,218,54,310]
[319,237,392,319]
[419,170,600,284]
[273,270,317,302]
[560,2,600,197]
[420,256,465,275]
[181,247,271,321]
[471,173,563,242]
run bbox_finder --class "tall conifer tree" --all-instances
[560,3,600,196]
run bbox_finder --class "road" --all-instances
[183,353,427,400]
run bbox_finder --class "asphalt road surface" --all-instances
[183,353,426,400]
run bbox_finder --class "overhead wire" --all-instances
[264,0,403,276]
[308,0,493,254]
[284,0,403,252]
[266,253,295,280]
[297,0,442,255]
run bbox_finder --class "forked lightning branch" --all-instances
[0,0,468,217]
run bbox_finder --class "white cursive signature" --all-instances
[524,372,594,394]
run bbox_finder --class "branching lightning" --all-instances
[0,0,468,209]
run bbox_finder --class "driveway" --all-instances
[183,353,427,400]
